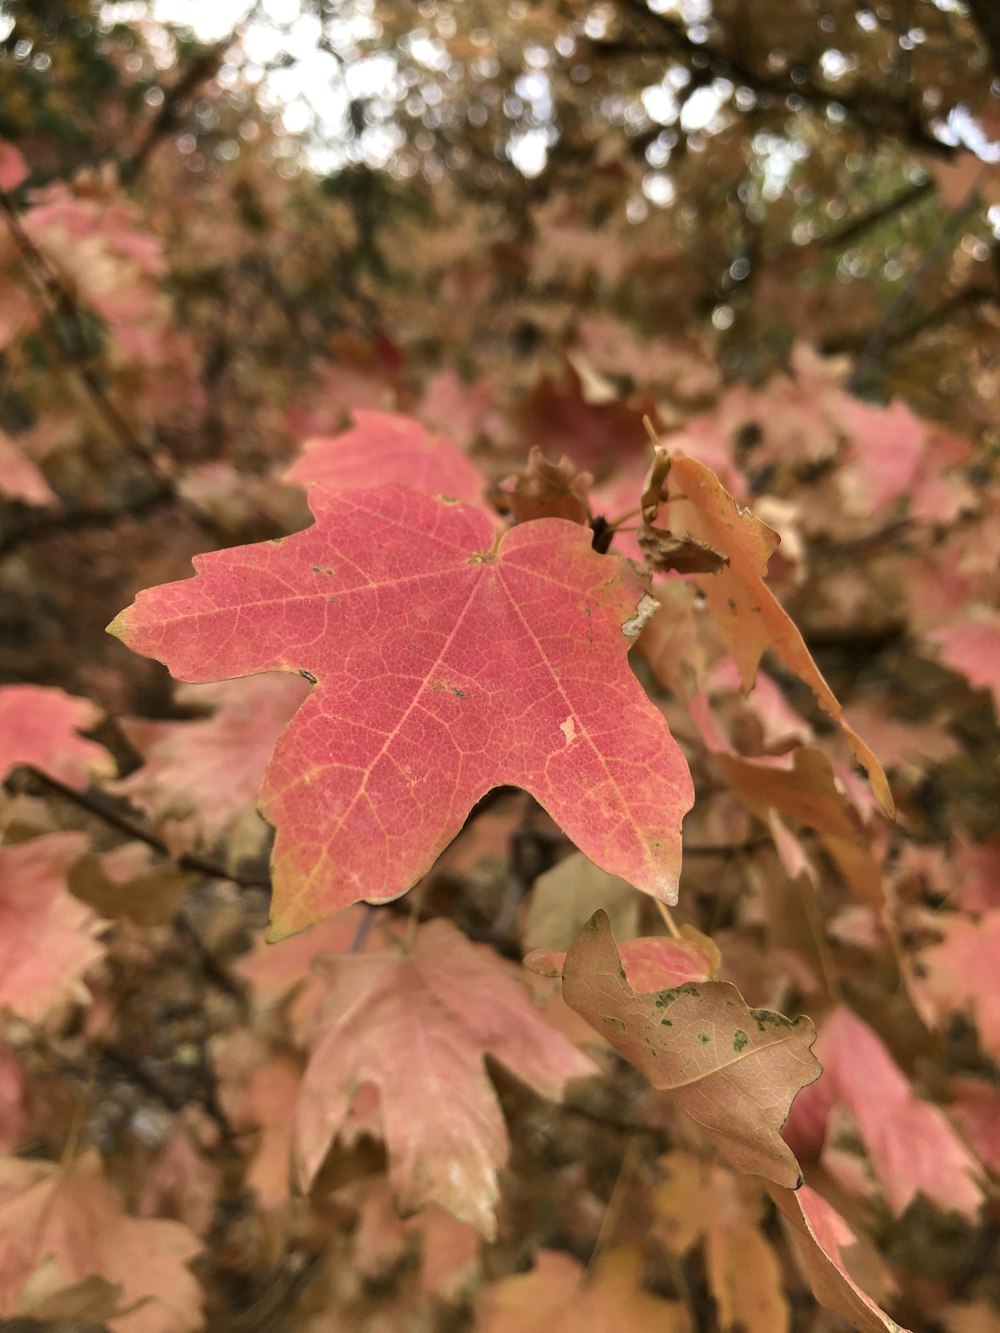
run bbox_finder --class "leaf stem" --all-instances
[655,899,683,941]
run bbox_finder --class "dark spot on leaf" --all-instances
[299,670,318,684]
[750,1006,797,1031]
[733,1029,749,1052]
[697,1033,710,1044]
[660,1018,673,1026]
[602,1016,626,1030]
[654,982,701,1009]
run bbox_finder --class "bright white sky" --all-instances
[136,0,998,207]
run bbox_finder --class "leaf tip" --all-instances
[105,608,130,642]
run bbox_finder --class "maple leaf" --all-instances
[285,410,485,505]
[237,904,371,1040]
[557,911,819,1186]
[0,142,27,191]
[295,918,595,1236]
[0,1150,202,1333]
[714,747,883,902]
[0,684,115,787]
[770,1184,910,1333]
[0,833,104,1021]
[514,366,655,477]
[522,850,640,952]
[417,369,500,448]
[782,1007,983,1219]
[0,430,56,506]
[911,912,1000,1063]
[947,1078,1000,1175]
[653,1153,789,1333]
[109,484,694,937]
[929,618,1000,718]
[638,582,708,706]
[473,1246,689,1333]
[642,448,894,818]
[0,1045,25,1155]
[114,675,308,853]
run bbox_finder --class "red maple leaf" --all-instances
[0,685,115,788]
[285,410,485,505]
[295,918,595,1235]
[109,484,694,937]
[0,833,104,1021]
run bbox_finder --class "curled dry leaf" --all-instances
[644,446,894,817]
[109,484,694,937]
[714,747,883,904]
[506,446,593,526]
[558,911,819,1186]
[638,448,728,574]
[0,684,115,787]
[296,918,595,1237]
[770,1184,910,1333]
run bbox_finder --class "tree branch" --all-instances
[603,0,957,158]
[0,189,168,474]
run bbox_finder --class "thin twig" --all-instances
[0,189,167,472]
[26,768,272,888]
[656,900,683,940]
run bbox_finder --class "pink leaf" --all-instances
[285,410,485,505]
[0,833,104,1021]
[114,675,308,851]
[783,1007,983,1219]
[295,918,594,1236]
[0,1151,202,1333]
[914,912,1000,1063]
[0,685,115,788]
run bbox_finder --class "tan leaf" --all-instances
[560,911,818,1185]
